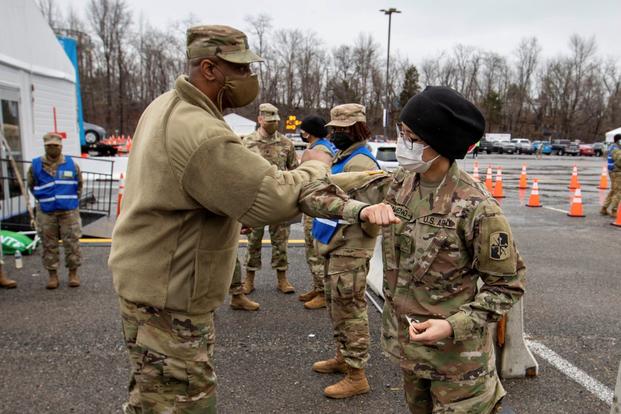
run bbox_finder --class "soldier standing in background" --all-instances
[297,115,336,309]
[28,132,83,290]
[0,180,17,289]
[300,87,525,412]
[307,104,380,399]
[229,257,259,311]
[242,103,299,294]
[601,133,621,216]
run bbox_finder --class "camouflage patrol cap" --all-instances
[326,103,366,127]
[259,103,280,122]
[186,25,264,64]
[43,132,63,145]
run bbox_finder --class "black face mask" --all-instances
[331,132,354,151]
[300,132,309,143]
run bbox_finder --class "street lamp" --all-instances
[380,8,401,140]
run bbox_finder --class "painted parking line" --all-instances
[78,239,306,244]
[525,339,614,406]
[365,289,614,407]
[542,206,570,214]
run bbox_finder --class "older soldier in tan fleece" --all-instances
[300,86,525,413]
[108,25,331,413]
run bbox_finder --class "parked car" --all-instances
[532,140,552,155]
[592,142,605,156]
[550,139,571,155]
[286,133,307,151]
[511,138,533,154]
[497,141,516,154]
[479,138,495,154]
[84,121,106,145]
[578,144,595,156]
[367,142,398,172]
[565,142,580,156]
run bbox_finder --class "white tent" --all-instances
[0,0,80,218]
[605,127,621,143]
[0,0,80,161]
[224,113,256,136]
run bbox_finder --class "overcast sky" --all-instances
[54,0,621,63]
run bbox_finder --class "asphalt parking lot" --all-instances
[0,153,619,413]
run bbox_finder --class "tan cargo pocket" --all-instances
[191,247,236,311]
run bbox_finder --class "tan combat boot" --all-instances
[304,292,326,309]
[323,367,370,399]
[68,269,80,287]
[0,269,17,289]
[312,352,348,374]
[298,289,318,302]
[600,206,609,215]
[242,270,255,294]
[276,270,295,293]
[230,293,260,311]
[46,269,59,289]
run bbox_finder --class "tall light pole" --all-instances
[380,8,401,140]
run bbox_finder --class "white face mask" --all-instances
[396,137,439,173]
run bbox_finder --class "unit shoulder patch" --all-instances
[489,231,510,260]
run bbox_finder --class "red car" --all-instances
[579,144,595,156]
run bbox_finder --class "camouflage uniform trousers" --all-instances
[36,208,82,270]
[602,171,621,214]
[119,298,217,414]
[245,224,289,271]
[303,214,325,292]
[401,369,505,414]
[228,257,243,296]
[324,254,370,369]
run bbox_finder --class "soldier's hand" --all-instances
[359,203,400,225]
[240,226,251,235]
[409,319,453,345]
[301,149,332,166]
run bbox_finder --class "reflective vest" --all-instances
[32,156,79,213]
[311,146,379,244]
[310,138,337,156]
[608,143,620,172]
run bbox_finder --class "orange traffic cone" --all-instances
[518,164,528,189]
[568,165,580,190]
[485,166,493,192]
[612,201,621,227]
[116,173,125,217]
[597,165,609,190]
[472,160,480,182]
[526,179,542,207]
[492,168,505,198]
[567,188,585,217]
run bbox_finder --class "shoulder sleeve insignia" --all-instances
[489,231,510,260]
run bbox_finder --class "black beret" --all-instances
[300,115,328,138]
[399,86,485,160]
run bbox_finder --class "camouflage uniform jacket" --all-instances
[27,154,83,202]
[243,130,299,171]
[300,162,526,380]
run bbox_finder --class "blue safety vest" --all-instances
[32,156,79,213]
[608,143,620,172]
[311,146,380,244]
[310,138,337,156]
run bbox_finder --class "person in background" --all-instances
[242,103,299,295]
[297,115,336,309]
[28,132,83,290]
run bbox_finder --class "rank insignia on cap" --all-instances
[490,232,510,260]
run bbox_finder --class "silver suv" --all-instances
[511,138,533,154]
